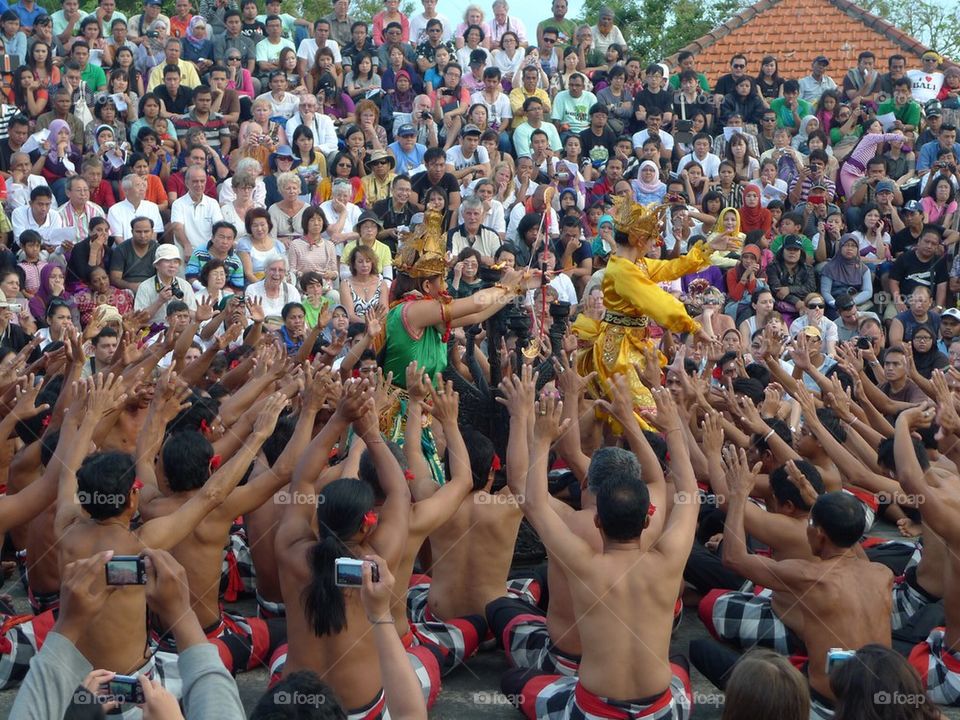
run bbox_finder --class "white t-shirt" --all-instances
[525,272,577,305]
[907,69,944,104]
[297,37,342,69]
[255,37,296,64]
[632,128,674,153]
[245,279,302,320]
[469,91,513,131]
[107,199,164,240]
[409,12,453,44]
[677,151,721,179]
[170,194,224,253]
[445,145,490,172]
[320,200,362,254]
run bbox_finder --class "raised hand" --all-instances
[759,382,783,418]
[253,391,287,439]
[338,377,373,422]
[701,411,724,455]
[364,305,386,339]
[85,373,128,419]
[217,321,244,351]
[784,459,819,508]
[645,385,681,433]
[428,377,459,424]
[194,295,215,323]
[533,394,570,444]
[405,361,431,402]
[634,345,663,389]
[246,296,265,323]
[722,445,759,500]
[495,363,537,417]
[596,373,639,431]
[551,351,595,400]
[791,384,818,419]
[737,395,769,435]
[10,375,51,421]
[898,401,936,431]
[360,552,395,623]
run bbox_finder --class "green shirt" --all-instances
[669,72,710,92]
[537,17,577,45]
[770,233,815,260]
[383,301,448,388]
[876,99,921,129]
[769,97,813,129]
[81,63,108,91]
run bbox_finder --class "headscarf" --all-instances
[392,70,415,112]
[29,264,73,322]
[185,17,207,49]
[714,207,742,235]
[591,214,614,257]
[738,184,772,235]
[146,20,168,56]
[736,243,763,281]
[634,160,664,194]
[911,322,948,378]
[794,114,819,145]
[821,233,865,287]
[92,124,114,153]
[46,119,72,160]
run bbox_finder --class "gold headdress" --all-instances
[396,209,447,278]
[610,196,667,247]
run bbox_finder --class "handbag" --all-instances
[74,82,94,127]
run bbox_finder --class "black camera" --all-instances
[856,336,872,350]
[170,284,184,299]
[549,300,571,319]
[420,111,432,120]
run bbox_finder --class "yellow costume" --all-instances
[572,198,717,427]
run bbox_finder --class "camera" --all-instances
[826,648,856,674]
[105,556,147,586]
[145,30,159,38]
[2,303,21,313]
[420,111,432,120]
[856,336,872,350]
[335,557,378,587]
[170,284,184,300]
[105,675,146,704]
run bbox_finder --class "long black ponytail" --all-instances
[303,477,374,636]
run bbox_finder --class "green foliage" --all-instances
[579,0,751,62]
[858,0,960,59]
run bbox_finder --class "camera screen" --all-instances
[107,678,143,703]
[105,558,144,585]
[336,561,363,586]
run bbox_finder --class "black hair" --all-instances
[810,491,866,547]
[359,440,407,503]
[769,460,824,512]
[744,362,771,386]
[732,377,764,404]
[596,473,649,541]
[40,429,61,468]
[753,417,792,453]
[166,392,221,435]
[163,431,214,492]
[303,478,374,636]
[14,376,61,445]
[76,451,137,520]
[460,428,495,491]
[250,670,347,719]
[876,436,930,472]
[261,412,297,468]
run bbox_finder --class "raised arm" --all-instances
[138,393,286,548]
[403,362,439,500]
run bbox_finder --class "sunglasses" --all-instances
[227,56,241,61]
[732,63,746,69]
[543,37,556,43]
[372,159,388,165]
[807,303,825,309]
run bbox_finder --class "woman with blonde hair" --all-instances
[237,97,287,174]
[268,171,308,245]
[339,244,390,323]
[454,5,490,49]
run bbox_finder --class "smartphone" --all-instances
[334,557,378,587]
[105,674,146,704]
[105,556,147,586]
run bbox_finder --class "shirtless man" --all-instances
[713,447,894,718]
[487,366,666,677]
[897,401,960,706]
[273,378,418,716]
[503,385,697,720]
[138,367,300,673]
[53,373,282,683]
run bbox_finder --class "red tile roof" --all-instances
[666,0,948,84]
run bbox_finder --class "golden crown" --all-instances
[396,210,448,279]
[611,196,666,247]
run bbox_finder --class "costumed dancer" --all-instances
[571,196,741,428]
[379,209,541,481]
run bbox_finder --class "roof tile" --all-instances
[667,0,949,84]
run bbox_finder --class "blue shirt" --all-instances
[388,140,426,175]
[917,140,960,173]
[10,0,47,28]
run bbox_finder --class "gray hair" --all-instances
[275,171,300,192]
[262,252,289,272]
[121,173,142,193]
[461,196,483,212]
[231,171,256,190]
[492,0,508,9]
[587,447,641,495]
[235,157,262,176]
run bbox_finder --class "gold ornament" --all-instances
[396,209,448,278]
[610,196,666,247]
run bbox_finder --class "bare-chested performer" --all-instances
[54,373,282,694]
[272,378,432,718]
[502,384,697,720]
[487,366,669,679]
[896,403,960,707]
[696,447,893,719]
[138,365,306,674]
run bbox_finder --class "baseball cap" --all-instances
[875,179,896,194]
[357,210,383,228]
[801,325,822,338]
[836,294,856,311]
[904,199,923,213]
[942,308,960,322]
[144,0,162,5]
[462,124,482,137]
[783,234,804,250]
[813,56,829,66]
[154,244,182,264]
[397,124,416,136]
[926,100,943,117]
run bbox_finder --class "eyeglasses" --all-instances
[732,63,746,69]
[372,159,388,165]
[543,37,556,43]
[227,56,241,61]
[277,156,293,162]
[914,335,934,342]
[337,162,352,168]
[807,303,825,309]
[762,116,776,122]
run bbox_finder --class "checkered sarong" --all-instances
[699,588,804,655]
[221,530,256,602]
[404,642,442,708]
[256,592,286,619]
[909,627,960,706]
[503,612,580,676]
[527,671,691,720]
[0,609,56,690]
[809,687,836,719]
[892,563,940,631]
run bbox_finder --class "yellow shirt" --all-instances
[508,87,552,129]
[147,59,202,91]
[340,239,393,277]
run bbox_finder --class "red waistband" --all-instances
[574,681,673,719]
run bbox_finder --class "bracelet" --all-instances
[870,360,881,367]
[367,616,393,625]
[763,428,775,443]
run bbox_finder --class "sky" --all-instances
[433,0,587,42]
